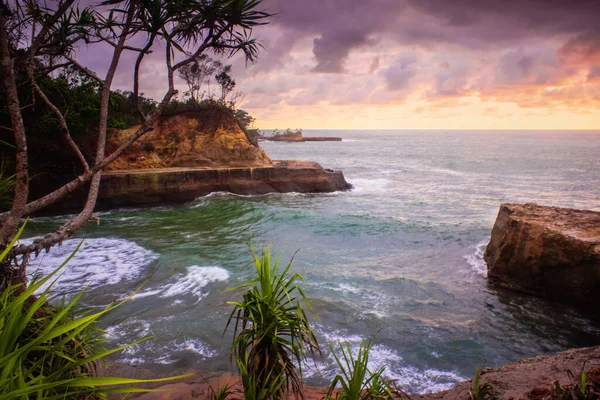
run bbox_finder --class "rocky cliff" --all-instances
[484,203,600,310]
[99,161,350,209]
[106,108,273,169]
[34,108,351,213]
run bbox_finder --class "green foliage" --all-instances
[225,247,320,400]
[208,381,234,400]
[215,66,236,101]
[0,224,187,399]
[162,97,232,116]
[0,72,157,176]
[469,367,501,400]
[234,109,255,131]
[272,128,302,137]
[549,369,600,400]
[326,339,397,400]
[0,161,16,206]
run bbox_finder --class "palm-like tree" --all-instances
[225,247,320,399]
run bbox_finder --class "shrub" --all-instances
[225,247,320,400]
[326,339,398,400]
[469,367,501,400]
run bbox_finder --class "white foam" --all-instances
[349,178,392,194]
[428,167,466,177]
[314,327,465,394]
[116,336,217,366]
[105,318,153,341]
[172,338,217,358]
[25,238,158,295]
[192,190,342,205]
[465,239,489,277]
[133,265,229,304]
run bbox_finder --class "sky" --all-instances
[88,0,600,130]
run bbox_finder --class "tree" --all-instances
[0,0,271,288]
[234,109,255,131]
[215,64,236,102]
[178,54,223,102]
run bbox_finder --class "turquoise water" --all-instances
[24,130,600,393]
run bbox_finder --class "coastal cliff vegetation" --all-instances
[0,0,271,288]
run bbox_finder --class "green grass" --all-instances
[225,246,320,399]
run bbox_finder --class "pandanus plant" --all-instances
[0,223,187,399]
[225,247,320,399]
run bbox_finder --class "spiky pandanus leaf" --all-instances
[0,223,190,399]
[225,246,320,399]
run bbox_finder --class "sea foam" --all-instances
[465,239,489,277]
[25,237,158,295]
[133,265,229,304]
[309,327,465,394]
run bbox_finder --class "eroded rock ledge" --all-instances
[484,203,600,310]
[102,345,600,399]
[97,160,350,210]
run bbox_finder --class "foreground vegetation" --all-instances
[2,236,600,399]
[0,226,186,399]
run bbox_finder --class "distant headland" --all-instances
[256,129,342,142]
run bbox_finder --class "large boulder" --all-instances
[484,203,600,310]
[106,107,273,169]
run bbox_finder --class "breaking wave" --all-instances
[25,237,158,295]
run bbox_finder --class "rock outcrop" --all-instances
[103,345,600,399]
[484,203,600,310]
[31,108,347,211]
[106,108,273,169]
[257,131,342,142]
[415,345,600,400]
[98,161,350,209]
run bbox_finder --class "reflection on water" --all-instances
[24,130,600,394]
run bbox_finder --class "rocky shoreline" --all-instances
[257,135,342,142]
[100,345,600,399]
[32,160,351,214]
[484,203,600,313]
[97,160,351,210]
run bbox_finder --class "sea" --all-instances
[22,130,600,394]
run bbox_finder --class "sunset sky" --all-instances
[93,0,600,130]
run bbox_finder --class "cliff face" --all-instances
[106,108,273,170]
[484,203,600,310]
[99,161,350,209]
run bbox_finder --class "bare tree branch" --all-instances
[26,70,90,173]
[63,54,103,83]
[132,34,156,121]
[97,32,153,53]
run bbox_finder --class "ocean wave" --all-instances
[349,178,392,193]
[25,238,158,295]
[191,190,343,205]
[106,317,217,366]
[308,327,465,394]
[118,337,217,366]
[133,265,229,304]
[465,239,489,277]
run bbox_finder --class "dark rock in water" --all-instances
[302,137,342,142]
[97,160,350,209]
[484,203,600,310]
[34,161,350,214]
[256,131,342,142]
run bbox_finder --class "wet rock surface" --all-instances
[98,160,351,209]
[484,203,600,311]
